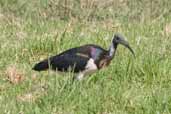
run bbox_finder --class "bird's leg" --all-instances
[75,72,85,81]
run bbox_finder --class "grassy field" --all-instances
[0,0,171,114]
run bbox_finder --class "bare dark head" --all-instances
[112,33,135,57]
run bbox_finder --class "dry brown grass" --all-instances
[5,65,25,84]
[164,23,171,37]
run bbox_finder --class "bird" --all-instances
[32,33,135,80]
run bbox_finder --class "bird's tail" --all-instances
[32,59,49,71]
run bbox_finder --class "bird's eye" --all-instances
[116,37,120,40]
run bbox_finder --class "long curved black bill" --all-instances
[119,40,135,58]
[125,44,135,58]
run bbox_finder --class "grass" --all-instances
[0,0,171,114]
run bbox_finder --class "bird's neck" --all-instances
[108,43,118,58]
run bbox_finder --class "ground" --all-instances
[0,0,171,114]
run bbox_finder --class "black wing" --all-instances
[33,44,107,72]
[49,52,90,72]
[33,45,91,72]
[50,45,95,72]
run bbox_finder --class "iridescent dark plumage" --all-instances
[33,33,135,80]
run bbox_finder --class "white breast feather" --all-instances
[85,58,97,74]
[76,58,97,80]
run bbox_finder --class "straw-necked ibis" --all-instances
[33,33,135,80]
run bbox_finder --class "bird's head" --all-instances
[112,33,135,57]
